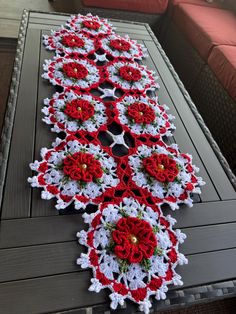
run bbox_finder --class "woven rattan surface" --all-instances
[160,20,236,174]
[160,21,205,93]
[191,65,236,173]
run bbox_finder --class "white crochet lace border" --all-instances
[42,90,107,133]
[67,13,115,36]
[129,143,205,210]
[99,34,147,60]
[28,138,119,210]
[42,57,101,89]
[115,94,175,137]
[77,197,188,314]
[43,27,96,55]
[106,60,159,92]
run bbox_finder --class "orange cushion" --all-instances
[82,0,168,14]
[208,45,236,101]
[173,3,236,59]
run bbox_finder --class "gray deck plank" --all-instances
[144,40,235,200]
[0,215,81,249]
[1,200,236,249]
[31,29,59,217]
[1,221,236,282]
[0,270,107,314]
[182,222,236,255]
[179,248,236,288]
[168,200,236,228]
[0,248,236,313]
[1,28,41,219]
[0,241,79,282]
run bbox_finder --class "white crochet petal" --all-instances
[77,198,187,313]
[129,143,204,209]
[28,139,119,210]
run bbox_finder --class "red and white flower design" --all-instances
[42,56,101,90]
[112,217,157,263]
[28,138,119,210]
[43,27,95,55]
[63,152,103,182]
[28,13,206,313]
[77,198,187,313]
[64,99,94,120]
[99,34,147,60]
[67,13,114,37]
[129,143,205,210]
[143,153,179,183]
[42,91,107,133]
[106,61,159,92]
[62,61,88,79]
[115,95,175,137]
[127,103,156,124]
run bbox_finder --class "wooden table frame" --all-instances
[0,10,236,314]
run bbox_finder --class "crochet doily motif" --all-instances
[42,56,102,90]
[28,138,119,209]
[115,94,175,137]
[77,198,188,314]
[42,90,108,133]
[66,13,115,37]
[43,27,96,55]
[129,143,205,210]
[28,13,205,313]
[98,34,148,61]
[106,60,159,93]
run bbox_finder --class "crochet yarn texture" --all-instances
[28,13,205,313]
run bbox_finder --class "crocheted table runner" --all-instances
[28,14,205,314]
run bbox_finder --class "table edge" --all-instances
[0,9,29,205]
[0,9,235,311]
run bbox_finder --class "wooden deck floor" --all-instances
[0,0,84,38]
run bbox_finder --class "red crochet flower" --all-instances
[112,217,157,264]
[143,153,179,183]
[109,39,131,52]
[62,62,88,79]
[63,152,103,182]
[61,35,85,48]
[127,102,155,124]
[82,20,100,30]
[119,66,142,82]
[64,99,95,121]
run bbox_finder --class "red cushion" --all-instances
[82,0,168,14]
[173,3,236,59]
[171,0,221,7]
[171,0,234,10]
[208,45,236,101]
[168,0,222,17]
